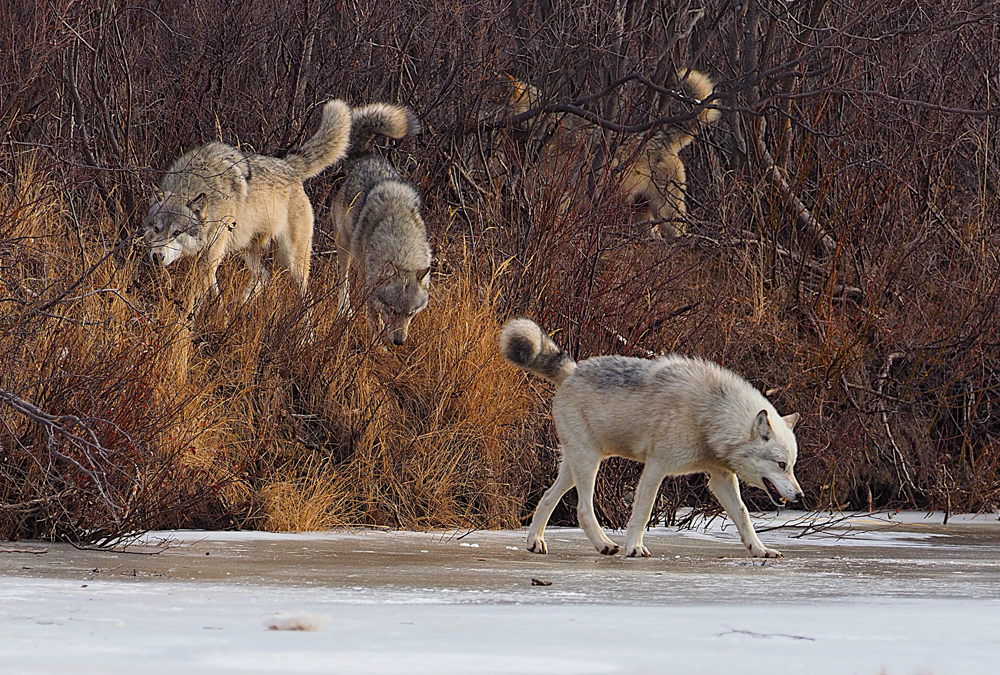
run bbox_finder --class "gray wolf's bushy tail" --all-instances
[284,99,352,179]
[656,70,721,154]
[346,103,422,159]
[499,318,577,386]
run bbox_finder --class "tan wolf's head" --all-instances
[143,189,209,267]
[370,264,430,346]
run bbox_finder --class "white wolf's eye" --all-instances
[778,461,787,470]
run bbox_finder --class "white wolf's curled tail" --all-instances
[345,103,421,159]
[499,318,577,387]
[284,99,352,179]
[655,70,721,155]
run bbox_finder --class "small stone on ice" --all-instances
[264,612,331,632]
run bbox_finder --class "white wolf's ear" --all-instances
[187,193,207,216]
[782,412,800,430]
[752,410,772,441]
[417,266,430,283]
[151,185,165,203]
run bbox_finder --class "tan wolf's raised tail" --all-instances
[624,69,720,238]
[655,69,721,156]
[283,99,353,179]
[499,318,577,386]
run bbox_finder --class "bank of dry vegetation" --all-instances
[1,0,998,542]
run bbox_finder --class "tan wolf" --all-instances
[499,318,803,559]
[143,99,351,316]
[331,104,428,346]
[506,70,720,238]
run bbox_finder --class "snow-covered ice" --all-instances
[2,511,999,674]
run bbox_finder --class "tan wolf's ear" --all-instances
[782,412,800,430]
[151,185,165,203]
[187,193,207,216]
[417,266,431,283]
[752,409,772,440]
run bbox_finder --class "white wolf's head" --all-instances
[143,190,208,267]
[369,264,430,346]
[730,410,803,506]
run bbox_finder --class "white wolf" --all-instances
[499,318,803,558]
[143,99,351,315]
[331,103,428,346]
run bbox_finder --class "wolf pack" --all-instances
[143,70,804,559]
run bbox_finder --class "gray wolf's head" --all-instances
[143,189,208,267]
[731,410,803,506]
[370,264,430,346]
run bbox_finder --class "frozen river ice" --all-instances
[2,511,999,674]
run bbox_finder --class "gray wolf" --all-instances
[143,99,351,317]
[499,318,802,558]
[505,70,720,239]
[331,104,428,346]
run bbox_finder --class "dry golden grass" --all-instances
[1,162,543,538]
[238,257,542,531]
[3,91,999,541]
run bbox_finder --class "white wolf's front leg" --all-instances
[708,470,782,558]
[623,460,669,558]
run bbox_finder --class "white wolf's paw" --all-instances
[747,543,783,558]
[598,543,620,556]
[526,537,547,554]
[625,544,650,558]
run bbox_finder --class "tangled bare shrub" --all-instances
[1,0,998,541]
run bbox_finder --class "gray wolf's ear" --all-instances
[417,266,430,283]
[782,412,800,430]
[151,185,165,203]
[187,193,207,216]
[752,410,772,440]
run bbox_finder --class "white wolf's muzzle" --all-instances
[762,476,804,506]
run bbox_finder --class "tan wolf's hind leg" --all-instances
[276,195,313,296]
[652,178,687,239]
[275,196,315,337]
[526,458,576,554]
[241,240,271,304]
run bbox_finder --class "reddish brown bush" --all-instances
[1,0,998,541]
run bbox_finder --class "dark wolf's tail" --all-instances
[653,70,721,156]
[499,318,577,387]
[284,99,352,179]
[345,103,422,160]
